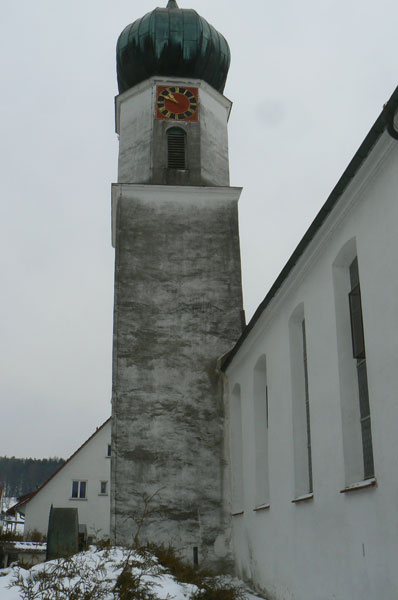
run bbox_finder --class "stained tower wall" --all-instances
[111,184,243,566]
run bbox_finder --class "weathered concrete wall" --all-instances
[199,85,230,187]
[111,184,243,568]
[117,82,153,184]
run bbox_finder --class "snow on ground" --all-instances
[9,542,46,551]
[0,545,254,600]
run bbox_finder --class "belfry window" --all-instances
[167,127,186,169]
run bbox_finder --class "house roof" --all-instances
[221,85,398,372]
[7,418,111,515]
[6,491,36,516]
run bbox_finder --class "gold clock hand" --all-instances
[165,92,179,104]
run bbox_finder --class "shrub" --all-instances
[7,543,245,600]
[9,553,112,599]
[0,531,23,542]
[191,578,245,600]
[147,544,244,600]
[25,529,46,543]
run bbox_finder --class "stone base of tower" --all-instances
[110,184,243,569]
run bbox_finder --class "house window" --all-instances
[333,239,375,485]
[107,444,111,457]
[71,481,87,499]
[289,304,313,498]
[253,355,270,508]
[167,127,186,169]
[100,481,108,495]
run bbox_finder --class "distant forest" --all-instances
[0,456,65,498]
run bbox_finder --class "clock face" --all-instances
[156,86,198,122]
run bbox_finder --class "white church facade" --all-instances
[221,87,398,600]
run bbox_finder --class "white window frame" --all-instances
[253,355,270,509]
[289,304,313,500]
[71,480,87,500]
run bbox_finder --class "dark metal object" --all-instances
[302,319,313,494]
[46,506,79,560]
[384,101,398,139]
[116,2,230,94]
[78,524,88,552]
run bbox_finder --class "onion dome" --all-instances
[116,0,231,95]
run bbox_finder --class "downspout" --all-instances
[215,353,235,571]
[384,103,398,140]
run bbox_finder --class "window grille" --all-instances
[349,257,374,479]
[349,284,366,359]
[167,127,186,169]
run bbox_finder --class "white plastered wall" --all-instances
[225,131,398,600]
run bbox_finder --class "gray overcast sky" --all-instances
[1,0,397,459]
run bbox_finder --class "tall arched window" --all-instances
[333,239,374,485]
[253,355,270,508]
[167,127,186,169]
[230,383,244,514]
[289,303,313,499]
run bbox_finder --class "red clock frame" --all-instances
[156,86,199,122]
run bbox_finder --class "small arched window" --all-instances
[167,127,186,169]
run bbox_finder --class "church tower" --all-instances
[111,1,243,567]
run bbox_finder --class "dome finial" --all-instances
[167,0,179,7]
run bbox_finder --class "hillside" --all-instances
[0,456,65,498]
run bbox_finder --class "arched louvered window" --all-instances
[167,127,186,169]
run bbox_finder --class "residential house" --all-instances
[13,418,111,542]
